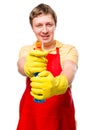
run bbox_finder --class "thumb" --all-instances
[38,71,51,77]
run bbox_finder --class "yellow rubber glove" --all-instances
[30,50,48,57]
[30,70,68,100]
[24,50,48,78]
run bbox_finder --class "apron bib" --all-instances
[17,48,76,130]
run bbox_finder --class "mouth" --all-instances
[41,35,50,40]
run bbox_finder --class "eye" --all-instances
[36,24,42,28]
[47,23,53,27]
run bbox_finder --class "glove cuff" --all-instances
[24,63,33,78]
[55,74,68,95]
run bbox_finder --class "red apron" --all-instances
[17,48,76,130]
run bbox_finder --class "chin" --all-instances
[43,39,51,44]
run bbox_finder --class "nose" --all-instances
[42,25,48,33]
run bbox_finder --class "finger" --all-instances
[30,91,44,100]
[31,88,43,95]
[30,81,43,88]
[30,50,48,57]
[38,70,49,77]
[31,76,48,83]
[30,67,47,73]
[29,56,48,63]
[29,62,47,67]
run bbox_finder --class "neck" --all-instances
[42,40,56,51]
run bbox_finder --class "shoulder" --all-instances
[60,43,78,57]
[18,44,34,58]
[56,40,77,51]
[56,40,79,66]
[56,40,78,55]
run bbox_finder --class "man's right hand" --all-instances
[24,50,48,78]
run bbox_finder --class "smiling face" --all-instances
[32,14,56,45]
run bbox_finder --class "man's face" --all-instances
[32,14,56,45]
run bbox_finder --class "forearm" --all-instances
[61,60,77,86]
[17,57,26,76]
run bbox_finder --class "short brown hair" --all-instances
[29,3,57,27]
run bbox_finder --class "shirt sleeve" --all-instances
[18,45,33,58]
[60,44,79,68]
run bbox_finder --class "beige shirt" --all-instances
[18,40,78,69]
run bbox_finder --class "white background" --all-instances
[0,0,87,130]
